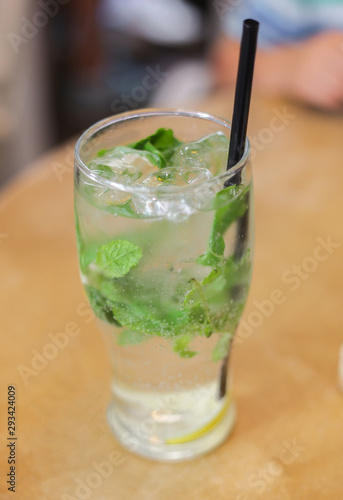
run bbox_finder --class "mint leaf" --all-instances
[202,268,226,291]
[80,244,99,273]
[221,252,251,291]
[90,163,115,179]
[85,285,121,326]
[173,335,197,359]
[111,300,189,337]
[97,274,127,303]
[183,278,213,337]
[130,128,183,168]
[106,199,138,218]
[197,185,249,266]
[95,269,194,338]
[96,239,142,278]
[184,251,251,336]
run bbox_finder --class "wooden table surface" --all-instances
[0,92,342,500]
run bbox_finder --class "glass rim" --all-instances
[74,108,251,195]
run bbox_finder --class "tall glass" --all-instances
[74,109,253,462]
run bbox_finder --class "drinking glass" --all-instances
[74,109,253,462]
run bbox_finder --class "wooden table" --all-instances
[1,93,342,499]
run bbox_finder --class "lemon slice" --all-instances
[165,395,232,445]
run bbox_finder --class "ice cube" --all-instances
[171,131,229,176]
[88,146,159,185]
[82,179,131,207]
[131,167,213,221]
[132,193,196,222]
[141,165,213,188]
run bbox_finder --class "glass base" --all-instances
[106,397,236,462]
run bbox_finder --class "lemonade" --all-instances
[74,110,253,461]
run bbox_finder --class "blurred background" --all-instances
[1,0,343,186]
[0,0,217,186]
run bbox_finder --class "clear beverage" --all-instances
[74,110,253,461]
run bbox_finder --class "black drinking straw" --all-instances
[219,19,259,399]
[225,19,259,186]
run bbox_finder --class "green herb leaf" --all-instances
[172,335,197,358]
[90,163,115,179]
[96,239,142,279]
[106,199,138,218]
[77,129,253,360]
[197,185,249,266]
[183,278,213,337]
[85,285,121,326]
[111,301,189,337]
[184,251,251,336]
[80,244,99,273]
[130,128,183,168]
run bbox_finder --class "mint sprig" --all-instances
[184,252,250,339]
[197,185,249,267]
[76,128,252,361]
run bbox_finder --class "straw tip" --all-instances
[244,19,260,30]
